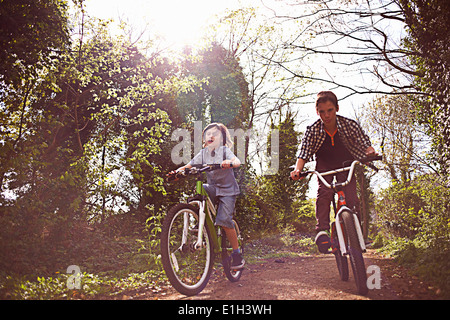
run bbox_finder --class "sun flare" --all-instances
[84,0,238,47]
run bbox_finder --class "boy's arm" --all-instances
[222,147,241,168]
[290,158,306,180]
[176,163,192,172]
[168,163,192,176]
[291,124,316,180]
[351,118,373,153]
[365,146,376,156]
[354,122,377,156]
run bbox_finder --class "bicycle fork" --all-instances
[185,196,218,250]
[193,200,206,249]
[332,188,366,255]
[334,206,366,255]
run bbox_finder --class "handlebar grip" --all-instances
[289,170,311,180]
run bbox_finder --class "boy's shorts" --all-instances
[203,184,236,229]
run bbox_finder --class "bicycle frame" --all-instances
[185,179,221,253]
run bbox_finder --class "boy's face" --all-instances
[204,127,222,149]
[316,100,339,127]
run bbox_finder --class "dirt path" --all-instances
[156,249,441,300]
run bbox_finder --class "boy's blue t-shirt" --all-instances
[189,146,240,197]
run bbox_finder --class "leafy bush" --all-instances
[291,198,316,233]
[0,269,166,300]
[375,174,450,296]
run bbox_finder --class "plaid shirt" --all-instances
[298,115,372,161]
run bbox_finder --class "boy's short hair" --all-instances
[315,91,338,108]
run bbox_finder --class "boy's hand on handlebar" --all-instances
[290,169,304,181]
[365,146,377,156]
[363,147,382,165]
[221,160,233,168]
[221,159,239,169]
[166,166,189,181]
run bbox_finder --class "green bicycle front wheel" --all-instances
[161,203,214,296]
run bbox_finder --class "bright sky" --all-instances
[83,0,248,47]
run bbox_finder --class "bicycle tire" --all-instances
[341,210,368,295]
[160,203,214,296]
[221,220,243,282]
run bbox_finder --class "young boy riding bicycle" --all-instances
[173,122,245,269]
[290,91,377,253]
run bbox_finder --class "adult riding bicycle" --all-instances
[161,164,243,296]
[291,155,382,295]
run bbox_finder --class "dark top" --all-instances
[315,129,354,171]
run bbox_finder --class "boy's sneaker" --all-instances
[231,252,245,270]
[315,230,331,254]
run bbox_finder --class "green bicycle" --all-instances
[161,164,243,296]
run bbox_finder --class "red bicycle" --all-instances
[294,155,382,295]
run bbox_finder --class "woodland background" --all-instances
[0,0,449,299]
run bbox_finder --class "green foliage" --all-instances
[176,43,251,128]
[0,0,70,88]
[376,175,450,241]
[399,0,450,177]
[375,174,450,295]
[233,110,313,237]
[0,268,166,300]
[256,111,309,230]
[291,198,316,233]
[0,5,195,276]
